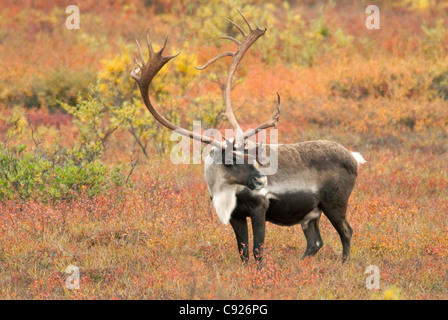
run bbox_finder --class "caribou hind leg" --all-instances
[321,202,353,262]
[301,211,324,259]
[331,218,353,262]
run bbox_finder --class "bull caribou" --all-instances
[131,10,366,266]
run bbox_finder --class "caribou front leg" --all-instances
[250,198,269,268]
[229,215,249,264]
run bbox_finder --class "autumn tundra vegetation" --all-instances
[0,0,447,299]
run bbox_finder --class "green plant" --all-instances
[0,142,108,201]
[421,20,448,57]
[430,70,448,100]
[60,94,117,152]
[0,108,131,202]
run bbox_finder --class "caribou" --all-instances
[131,10,366,266]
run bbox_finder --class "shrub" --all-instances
[430,70,448,100]
[3,68,96,110]
[0,108,131,202]
[0,143,107,201]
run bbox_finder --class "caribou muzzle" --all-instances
[248,174,267,190]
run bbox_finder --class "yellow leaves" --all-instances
[172,49,199,94]
[415,0,431,9]
[174,50,197,75]
[398,0,437,10]
[201,6,213,19]
[105,56,126,74]
[382,286,401,300]
[97,46,140,117]
[0,106,26,141]
[290,13,303,26]
[99,45,132,81]
[99,84,108,93]
[333,28,354,48]
[122,3,136,12]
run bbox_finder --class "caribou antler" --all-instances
[131,29,229,150]
[131,12,280,163]
[243,93,281,140]
[131,29,257,162]
[195,9,280,148]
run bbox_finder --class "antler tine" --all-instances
[135,39,146,66]
[195,51,234,70]
[130,65,140,81]
[273,92,281,124]
[131,30,226,151]
[134,57,143,71]
[157,36,181,60]
[226,18,247,37]
[217,36,241,45]
[243,93,281,140]
[146,28,156,57]
[158,36,168,55]
[195,10,267,148]
[237,9,254,31]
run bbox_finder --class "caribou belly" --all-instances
[265,190,319,226]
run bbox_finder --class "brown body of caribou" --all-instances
[205,141,365,265]
[131,10,366,266]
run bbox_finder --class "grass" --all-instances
[0,147,446,299]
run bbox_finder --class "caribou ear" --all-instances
[210,147,223,164]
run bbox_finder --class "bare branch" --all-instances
[26,114,42,153]
[125,153,140,184]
